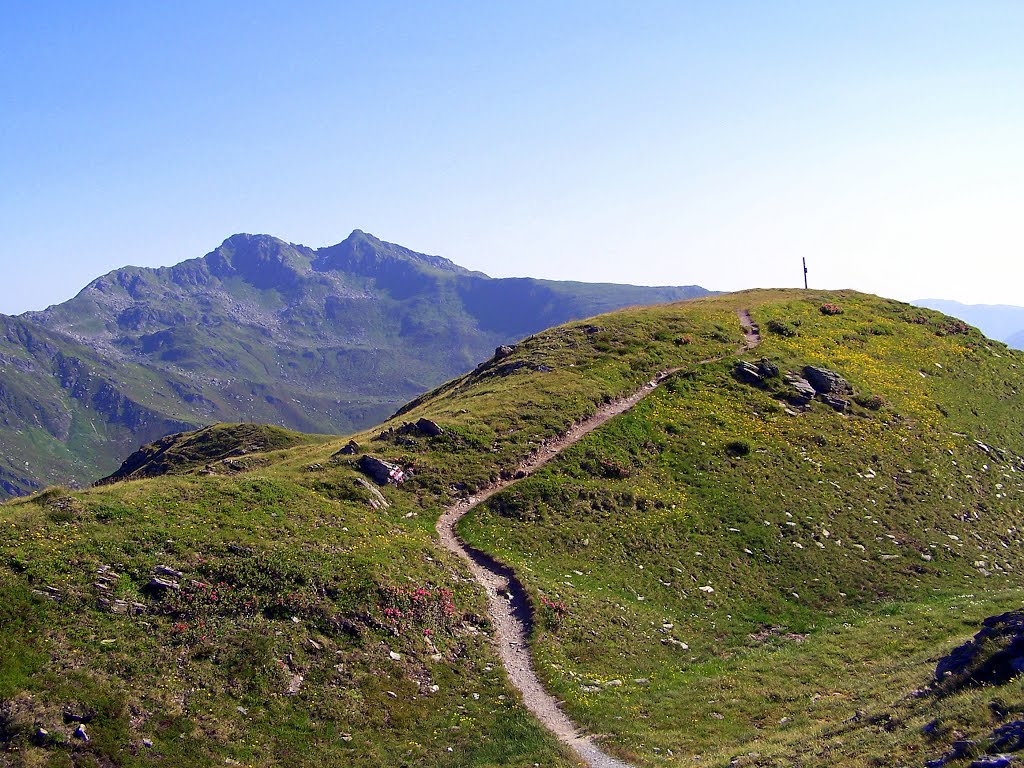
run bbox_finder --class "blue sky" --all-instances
[2,2,1023,313]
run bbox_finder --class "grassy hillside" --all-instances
[1,230,709,497]
[2,290,1024,767]
[456,290,1024,765]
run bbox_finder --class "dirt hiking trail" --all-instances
[436,310,760,767]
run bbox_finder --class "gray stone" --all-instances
[757,358,780,378]
[354,476,389,510]
[951,740,978,759]
[154,565,183,579]
[734,361,762,383]
[970,757,1016,768]
[415,418,444,437]
[803,366,853,395]
[990,720,1024,752]
[357,455,401,486]
[73,725,89,742]
[784,373,816,405]
[821,393,850,412]
[494,345,516,360]
[337,440,360,456]
[935,611,1024,688]
[146,577,180,592]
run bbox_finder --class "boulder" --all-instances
[415,418,444,437]
[494,345,516,360]
[146,577,180,592]
[784,373,816,405]
[970,757,1017,768]
[734,361,762,383]
[337,440,360,456]
[804,366,853,395]
[357,455,404,486]
[990,721,1024,753]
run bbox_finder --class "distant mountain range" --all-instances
[913,299,1024,350]
[0,230,710,496]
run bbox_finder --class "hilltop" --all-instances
[2,290,1024,767]
[0,230,709,496]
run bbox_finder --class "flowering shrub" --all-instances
[820,303,844,316]
[938,319,970,336]
[160,580,259,619]
[538,594,568,630]
[377,584,456,637]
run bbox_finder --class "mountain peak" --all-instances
[204,233,314,289]
[315,230,486,277]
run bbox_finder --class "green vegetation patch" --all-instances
[4,290,1024,766]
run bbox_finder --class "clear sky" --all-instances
[2,1,1023,314]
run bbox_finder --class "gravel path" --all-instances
[436,310,760,767]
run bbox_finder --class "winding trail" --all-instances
[436,310,761,767]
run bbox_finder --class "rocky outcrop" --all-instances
[735,358,780,384]
[357,455,404,486]
[935,611,1024,689]
[97,424,306,485]
[734,361,763,384]
[803,366,853,395]
[354,477,389,510]
[821,393,850,412]
[990,721,1024,753]
[335,440,360,456]
[415,418,444,437]
[784,373,817,405]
